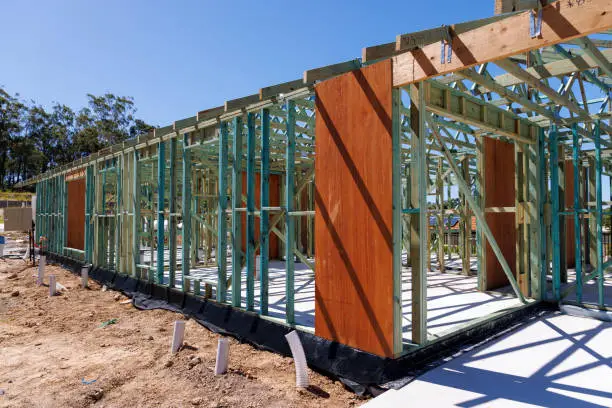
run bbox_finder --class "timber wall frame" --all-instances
[26,0,612,359]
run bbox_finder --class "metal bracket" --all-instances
[530,5,543,38]
[440,25,452,64]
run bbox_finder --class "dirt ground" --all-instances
[0,256,365,408]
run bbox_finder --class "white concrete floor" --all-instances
[364,312,612,407]
[142,249,523,340]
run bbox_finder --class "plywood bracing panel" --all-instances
[66,178,86,251]
[314,59,395,358]
[241,172,280,259]
[564,159,576,268]
[485,138,517,290]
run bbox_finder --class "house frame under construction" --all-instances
[20,0,612,361]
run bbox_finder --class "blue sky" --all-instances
[0,0,495,126]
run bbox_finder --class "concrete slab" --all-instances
[363,313,612,407]
[138,247,522,339]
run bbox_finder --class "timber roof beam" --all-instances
[392,0,612,87]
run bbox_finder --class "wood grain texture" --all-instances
[565,159,576,268]
[241,172,280,259]
[392,0,612,87]
[485,138,517,290]
[314,59,394,357]
[66,179,86,251]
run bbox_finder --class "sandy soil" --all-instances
[0,258,365,408]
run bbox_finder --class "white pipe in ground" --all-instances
[170,320,186,354]
[81,265,89,288]
[49,275,56,296]
[285,330,309,388]
[214,337,230,375]
[38,255,46,286]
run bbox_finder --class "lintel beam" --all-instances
[423,80,535,143]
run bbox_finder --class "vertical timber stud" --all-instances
[231,117,243,308]
[594,121,604,307]
[528,128,543,300]
[115,157,121,271]
[100,167,107,268]
[85,166,93,264]
[246,113,256,311]
[558,145,567,283]
[132,150,140,277]
[461,158,471,276]
[538,128,547,300]
[62,175,67,255]
[550,125,561,300]
[588,157,597,269]
[217,123,228,302]
[391,88,403,354]
[572,124,583,303]
[410,83,427,345]
[168,138,177,287]
[286,100,296,325]
[476,134,486,290]
[260,108,270,315]
[182,134,192,288]
[157,141,166,284]
[436,158,445,272]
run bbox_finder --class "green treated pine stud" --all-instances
[246,112,256,311]
[572,124,583,303]
[62,174,67,256]
[50,176,54,254]
[132,150,140,277]
[259,108,270,315]
[168,138,177,288]
[182,133,192,289]
[88,165,95,264]
[115,157,121,271]
[35,182,40,243]
[550,125,561,300]
[217,123,229,302]
[52,177,56,254]
[157,141,166,284]
[594,121,604,308]
[391,88,403,355]
[49,177,53,254]
[414,87,429,343]
[84,167,91,263]
[101,166,107,267]
[231,117,243,308]
[285,100,296,325]
[538,128,547,302]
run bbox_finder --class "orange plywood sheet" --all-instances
[66,179,85,250]
[241,172,280,259]
[484,138,517,290]
[314,59,395,357]
[565,159,576,268]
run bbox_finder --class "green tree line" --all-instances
[0,86,154,189]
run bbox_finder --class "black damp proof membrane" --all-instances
[48,254,556,396]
